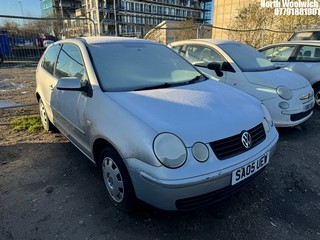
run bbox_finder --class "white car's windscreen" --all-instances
[219,43,276,72]
[88,42,202,91]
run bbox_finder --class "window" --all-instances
[171,46,181,53]
[88,43,201,92]
[184,45,225,67]
[42,44,61,75]
[220,43,275,72]
[55,44,87,81]
[260,46,295,62]
[296,45,320,62]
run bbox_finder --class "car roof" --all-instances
[80,36,159,45]
[53,36,160,46]
[170,39,239,46]
[291,29,320,33]
[260,40,320,49]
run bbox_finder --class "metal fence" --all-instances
[144,24,293,48]
[0,15,94,68]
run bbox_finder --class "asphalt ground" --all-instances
[0,110,319,240]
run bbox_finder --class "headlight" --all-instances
[261,104,273,132]
[153,133,187,168]
[277,86,292,100]
[192,142,209,162]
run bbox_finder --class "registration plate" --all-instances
[231,152,270,185]
[303,101,314,111]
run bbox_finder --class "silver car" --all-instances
[36,37,278,211]
[259,41,320,109]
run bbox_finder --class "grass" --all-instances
[11,115,43,132]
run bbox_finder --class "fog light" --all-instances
[192,142,209,162]
[279,101,289,109]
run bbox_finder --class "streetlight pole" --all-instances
[18,1,24,16]
[60,0,64,18]
[113,0,117,36]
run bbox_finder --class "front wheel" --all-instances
[314,85,320,110]
[100,147,137,212]
[39,98,55,131]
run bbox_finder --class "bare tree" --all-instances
[173,19,198,41]
[228,1,320,48]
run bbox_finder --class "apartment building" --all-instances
[81,0,213,37]
[40,0,82,18]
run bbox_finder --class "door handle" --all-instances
[50,85,54,91]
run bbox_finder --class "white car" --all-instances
[36,37,278,211]
[259,41,320,109]
[169,39,315,127]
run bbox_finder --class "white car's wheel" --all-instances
[39,98,54,131]
[100,147,137,212]
[314,85,320,110]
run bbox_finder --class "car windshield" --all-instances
[87,42,204,91]
[219,42,276,72]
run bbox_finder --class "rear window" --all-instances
[289,31,320,41]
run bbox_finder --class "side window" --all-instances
[41,44,61,74]
[296,45,320,62]
[185,45,225,67]
[185,45,204,63]
[55,44,87,81]
[171,46,181,53]
[261,46,295,62]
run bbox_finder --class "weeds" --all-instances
[11,115,43,132]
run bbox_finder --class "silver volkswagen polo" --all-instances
[36,37,278,211]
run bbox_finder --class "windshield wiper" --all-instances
[133,74,208,91]
[186,74,208,84]
[134,82,173,91]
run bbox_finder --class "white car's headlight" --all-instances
[261,104,273,132]
[192,142,209,162]
[153,133,187,168]
[277,86,292,100]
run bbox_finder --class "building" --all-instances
[145,20,212,44]
[80,0,213,37]
[40,0,82,18]
[212,0,251,39]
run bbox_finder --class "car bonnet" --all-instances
[107,80,263,147]
[243,68,310,90]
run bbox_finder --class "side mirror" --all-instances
[56,77,92,97]
[207,62,224,77]
[57,77,82,91]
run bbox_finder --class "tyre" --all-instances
[314,85,320,110]
[100,146,137,212]
[0,54,3,64]
[39,98,55,131]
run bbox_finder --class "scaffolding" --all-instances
[81,0,212,37]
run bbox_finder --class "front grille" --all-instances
[175,167,265,211]
[290,109,312,121]
[209,123,266,160]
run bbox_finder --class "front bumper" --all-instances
[126,130,278,211]
[263,88,314,127]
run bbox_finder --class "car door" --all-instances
[38,44,62,120]
[52,43,90,154]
